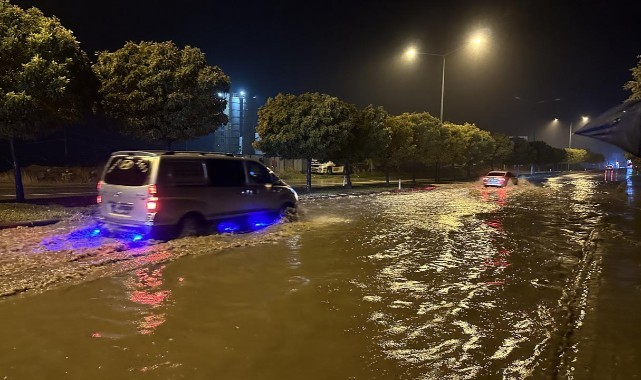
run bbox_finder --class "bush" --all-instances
[0,165,100,184]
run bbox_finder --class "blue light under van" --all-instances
[216,221,242,233]
[246,212,278,229]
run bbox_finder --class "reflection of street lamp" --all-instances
[553,116,590,148]
[402,29,489,121]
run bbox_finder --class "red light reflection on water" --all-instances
[135,250,172,265]
[481,188,508,206]
[127,265,172,335]
[484,219,503,230]
[605,169,617,182]
[480,188,512,286]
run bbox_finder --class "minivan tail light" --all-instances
[97,181,103,204]
[147,198,158,211]
[147,184,158,211]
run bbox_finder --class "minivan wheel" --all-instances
[178,215,205,238]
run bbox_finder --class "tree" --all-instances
[418,115,450,183]
[375,114,414,185]
[624,55,641,101]
[332,105,390,188]
[390,112,442,183]
[530,141,566,170]
[445,122,495,178]
[507,137,534,174]
[564,148,588,170]
[254,93,356,191]
[93,41,230,149]
[585,150,605,166]
[489,132,513,170]
[0,1,94,202]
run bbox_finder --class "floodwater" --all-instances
[1,171,640,379]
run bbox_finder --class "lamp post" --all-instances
[570,116,590,148]
[553,116,589,171]
[403,31,488,122]
[553,116,589,148]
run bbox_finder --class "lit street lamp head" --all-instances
[399,28,491,121]
[403,46,418,62]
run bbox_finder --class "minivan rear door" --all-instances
[100,156,155,224]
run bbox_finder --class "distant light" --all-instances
[582,116,590,122]
[132,234,143,242]
[217,92,224,98]
[470,35,485,46]
[90,228,101,237]
[553,118,559,122]
[403,46,418,62]
[469,29,490,49]
[240,91,245,96]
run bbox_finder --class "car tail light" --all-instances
[147,199,158,211]
[96,181,103,204]
[147,184,158,211]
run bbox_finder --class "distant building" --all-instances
[181,91,260,154]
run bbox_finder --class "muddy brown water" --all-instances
[1,172,640,379]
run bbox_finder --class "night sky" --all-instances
[12,0,641,160]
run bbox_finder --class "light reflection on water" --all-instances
[356,182,600,379]
[0,175,614,379]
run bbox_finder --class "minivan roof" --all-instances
[110,150,246,159]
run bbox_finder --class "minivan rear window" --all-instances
[158,160,207,186]
[103,157,151,186]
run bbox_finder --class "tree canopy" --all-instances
[565,148,588,165]
[376,113,414,184]
[255,92,357,190]
[386,112,442,181]
[489,132,513,169]
[446,122,495,177]
[332,105,390,187]
[624,55,641,101]
[0,0,93,139]
[0,0,94,201]
[93,41,230,148]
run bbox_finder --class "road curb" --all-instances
[0,219,61,230]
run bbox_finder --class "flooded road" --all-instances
[1,172,640,379]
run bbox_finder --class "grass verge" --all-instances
[0,203,86,224]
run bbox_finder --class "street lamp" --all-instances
[402,29,489,122]
[553,116,590,148]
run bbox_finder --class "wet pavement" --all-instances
[0,171,640,379]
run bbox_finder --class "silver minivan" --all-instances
[96,151,298,238]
